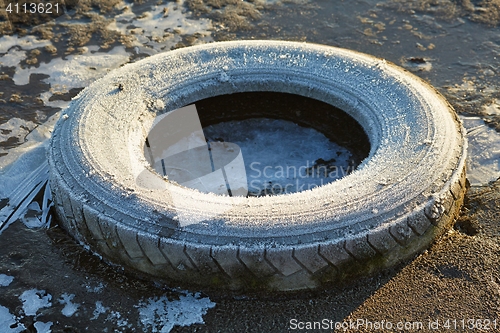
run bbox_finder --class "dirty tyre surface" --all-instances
[48,40,467,291]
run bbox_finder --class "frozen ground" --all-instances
[0,275,214,333]
[1,0,500,331]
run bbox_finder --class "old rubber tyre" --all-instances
[48,40,467,291]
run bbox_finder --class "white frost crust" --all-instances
[49,40,466,241]
[137,293,215,333]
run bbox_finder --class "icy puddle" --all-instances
[204,118,354,196]
[461,116,500,186]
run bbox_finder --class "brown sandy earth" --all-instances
[0,0,500,332]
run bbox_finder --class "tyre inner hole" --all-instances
[144,92,370,197]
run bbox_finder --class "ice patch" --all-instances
[20,289,52,317]
[0,274,14,287]
[59,293,80,317]
[85,282,105,293]
[0,48,27,68]
[91,301,109,320]
[106,311,131,328]
[461,116,500,186]
[483,99,500,116]
[137,292,215,333]
[0,118,37,144]
[204,118,353,196]
[0,35,52,53]
[33,321,53,333]
[0,305,25,333]
[13,46,130,96]
[108,0,212,53]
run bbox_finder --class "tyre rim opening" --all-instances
[144,92,370,197]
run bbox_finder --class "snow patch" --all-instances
[59,293,80,317]
[0,274,14,287]
[137,292,215,333]
[91,301,109,320]
[0,305,25,333]
[33,321,53,333]
[20,289,52,317]
[461,116,500,186]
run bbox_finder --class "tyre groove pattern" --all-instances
[291,248,314,275]
[183,245,200,273]
[236,248,256,278]
[263,249,285,276]
[209,248,232,280]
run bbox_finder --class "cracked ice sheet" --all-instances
[107,0,212,54]
[461,116,500,186]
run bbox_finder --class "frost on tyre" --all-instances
[48,41,467,291]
